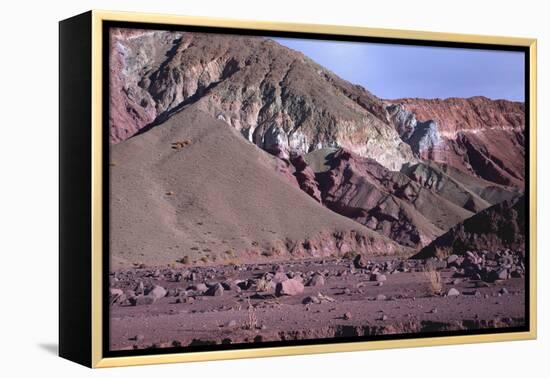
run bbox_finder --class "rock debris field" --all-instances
[109,250,525,351]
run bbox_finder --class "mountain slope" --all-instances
[413,195,526,259]
[302,148,475,248]
[109,29,416,171]
[401,161,521,213]
[110,107,404,268]
[386,97,525,187]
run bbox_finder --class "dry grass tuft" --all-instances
[342,250,358,260]
[177,256,190,265]
[424,268,443,296]
[244,298,258,330]
[171,140,192,150]
[255,277,272,292]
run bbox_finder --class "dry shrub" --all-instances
[177,256,190,265]
[342,250,358,260]
[255,277,272,292]
[244,298,258,330]
[171,140,192,150]
[424,268,443,295]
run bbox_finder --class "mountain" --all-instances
[386,97,525,187]
[413,195,526,259]
[110,107,404,268]
[109,29,416,171]
[109,30,526,266]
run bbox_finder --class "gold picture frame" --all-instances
[59,9,537,368]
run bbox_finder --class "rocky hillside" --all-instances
[298,148,518,248]
[413,195,526,259]
[401,161,521,213]
[110,106,404,268]
[110,29,415,171]
[386,97,525,187]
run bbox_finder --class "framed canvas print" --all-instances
[59,10,537,368]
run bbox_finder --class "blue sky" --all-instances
[272,37,525,101]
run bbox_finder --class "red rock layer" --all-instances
[388,97,525,188]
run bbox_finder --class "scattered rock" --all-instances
[273,271,289,283]
[307,273,325,287]
[130,334,145,342]
[376,294,387,301]
[206,283,224,297]
[272,264,285,273]
[317,292,336,303]
[447,288,460,297]
[226,320,237,328]
[110,288,124,297]
[447,254,459,265]
[275,279,304,296]
[343,312,352,320]
[369,273,387,282]
[192,283,208,293]
[353,254,368,269]
[303,296,321,305]
[147,285,167,300]
[130,295,156,306]
[497,269,509,280]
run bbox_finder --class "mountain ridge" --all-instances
[110,29,416,171]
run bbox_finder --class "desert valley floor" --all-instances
[109,252,525,350]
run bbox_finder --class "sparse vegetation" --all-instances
[424,268,443,295]
[255,277,272,292]
[177,255,191,265]
[244,298,258,330]
[171,140,192,150]
[342,250,359,260]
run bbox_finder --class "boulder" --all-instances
[275,278,304,296]
[147,285,167,299]
[447,288,460,296]
[191,283,208,293]
[273,272,289,283]
[306,273,325,287]
[206,283,224,297]
[353,254,368,269]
